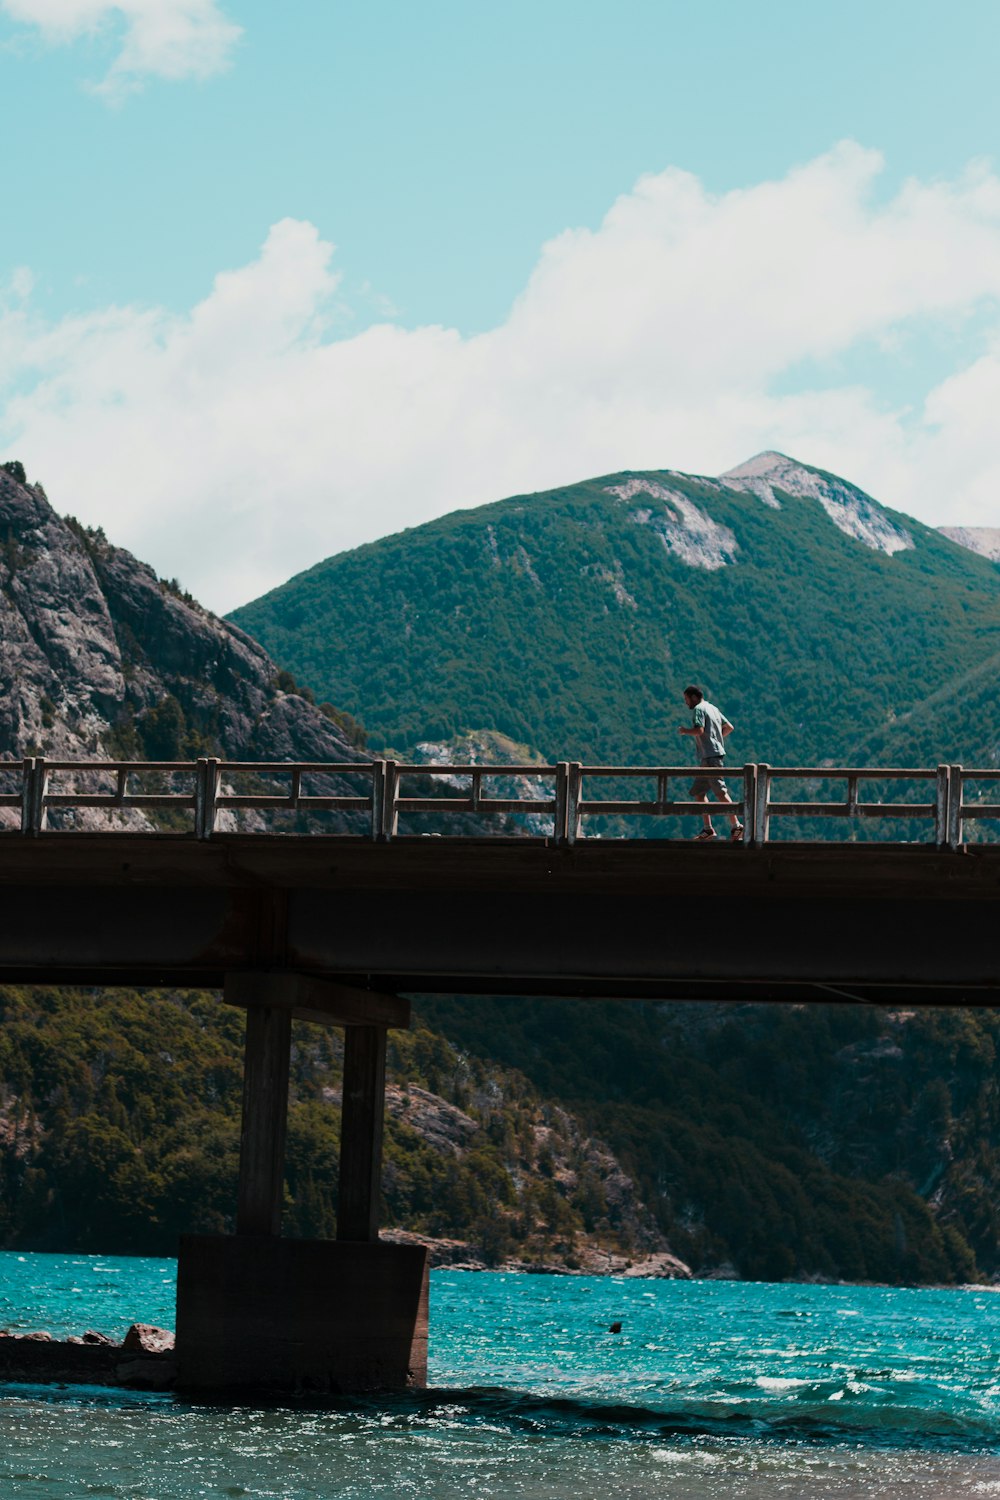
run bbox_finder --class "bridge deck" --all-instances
[0,833,995,1004]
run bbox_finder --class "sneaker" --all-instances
[730,825,744,842]
[693,829,718,841]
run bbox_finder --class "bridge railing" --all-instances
[0,757,996,848]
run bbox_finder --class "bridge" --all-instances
[0,755,997,1395]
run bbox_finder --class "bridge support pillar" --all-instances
[175,1234,428,1393]
[338,1025,387,1242]
[236,1002,291,1236]
[175,972,424,1394]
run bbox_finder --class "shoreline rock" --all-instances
[0,1324,177,1390]
[380,1229,693,1278]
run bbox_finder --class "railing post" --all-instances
[370,759,385,840]
[948,764,963,851]
[375,758,398,841]
[742,764,757,847]
[195,757,220,839]
[754,763,771,846]
[19,757,34,835]
[567,762,582,844]
[935,764,950,849]
[35,756,48,834]
[553,761,569,844]
[21,756,48,835]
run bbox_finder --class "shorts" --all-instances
[691,757,727,799]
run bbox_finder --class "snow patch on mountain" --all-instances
[721,452,914,557]
[938,526,1000,562]
[606,479,738,571]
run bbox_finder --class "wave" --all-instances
[6,1377,998,1453]
[348,1385,1000,1452]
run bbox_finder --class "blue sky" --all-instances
[2,0,1000,609]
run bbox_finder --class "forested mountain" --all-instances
[1,984,989,1284]
[3,453,1000,1283]
[0,457,672,1273]
[231,451,1000,768]
[0,985,668,1273]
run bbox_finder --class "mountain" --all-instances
[0,459,366,787]
[0,458,672,1273]
[939,526,1000,563]
[0,982,677,1273]
[2,453,999,1284]
[230,451,1000,770]
[418,994,995,1284]
[224,446,1000,1283]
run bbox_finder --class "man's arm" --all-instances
[722,719,734,738]
[681,702,706,737]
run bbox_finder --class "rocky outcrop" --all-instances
[380,1227,692,1277]
[721,451,915,555]
[381,1069,678,1273]
[0,460,361,769]
[0,1324,176,1389]
[122,1322,175,1354]
[385,1084,479,1156]
[938,525,1000,562]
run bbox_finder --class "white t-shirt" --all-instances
[691,700,731,760]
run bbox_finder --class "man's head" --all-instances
[683,685,704,708]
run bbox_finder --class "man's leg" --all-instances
[693,790,715,836]
[711,785,742,832]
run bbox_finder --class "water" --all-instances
[3,1254,1000,1497]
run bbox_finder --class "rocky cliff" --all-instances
[938,525,1000,563]
[0,459,362,781]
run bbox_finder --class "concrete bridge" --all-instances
[0,755,997,1394]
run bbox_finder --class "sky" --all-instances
[2,0,1000,612]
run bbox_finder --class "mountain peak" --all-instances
[719,450,808,484]
[720,451,914,556]
[720,451,829,498]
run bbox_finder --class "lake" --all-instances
[2,1252,1000,1498]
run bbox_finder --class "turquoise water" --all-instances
[3,1254,1000,1497]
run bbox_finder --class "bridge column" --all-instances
[236,1002,291,1236]
[338,1025,387,1242]
[176,973,427,1395]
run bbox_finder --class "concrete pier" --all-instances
[236,1003,291,1237]
[175,1235,428,1393]
[338,1025,388,1243]
[170,972,421,1394]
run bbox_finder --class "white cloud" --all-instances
[1,0,241,92]
[3,145,1000,612]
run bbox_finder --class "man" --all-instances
[678,685,743,842]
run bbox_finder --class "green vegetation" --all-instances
[0,986,651,1268]
[420,995,997,1283]
[1,982,993,1282]
[230,467,1000,769]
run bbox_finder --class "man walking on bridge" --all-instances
[679,686,743,842]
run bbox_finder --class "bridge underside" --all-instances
[1,832,993,1392]
[0,834,995,1005]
